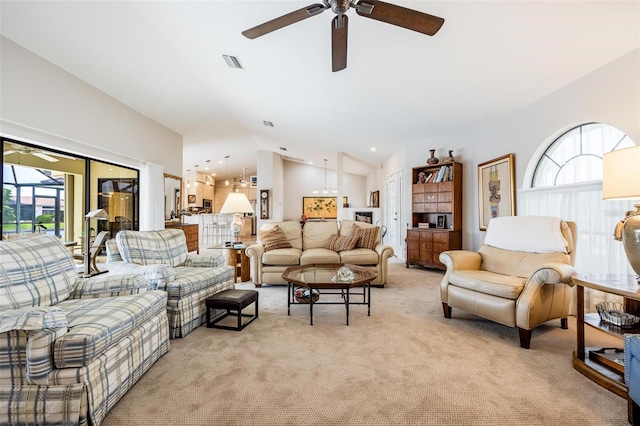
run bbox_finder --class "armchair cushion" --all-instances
[258,225,293,251]
[448,270,526,299]
[0,236,76,310]
[116,229,187,267]
[478,244,571,278]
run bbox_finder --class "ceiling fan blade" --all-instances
[331,15,348,72]
[32,152,59,162]
[3,150,17,155]
[356,0,444,36]
[242,3,327,39]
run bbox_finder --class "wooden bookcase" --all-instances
[406,161,463,270]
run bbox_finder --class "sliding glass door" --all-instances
[2,138,139,244]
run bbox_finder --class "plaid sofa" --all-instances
[0,235,170,426]
[106,229,235,338]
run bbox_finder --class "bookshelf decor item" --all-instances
[477,153,515,231]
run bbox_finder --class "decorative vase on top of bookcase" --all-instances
[407,161,463,271]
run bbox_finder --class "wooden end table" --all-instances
[572,273,640,423]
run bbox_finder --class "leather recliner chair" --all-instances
[439,216,577,349]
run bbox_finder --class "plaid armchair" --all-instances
[0,236,170,426]
[106,229,235,338]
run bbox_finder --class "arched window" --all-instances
[531,123,635,188]
[520,123,637,311]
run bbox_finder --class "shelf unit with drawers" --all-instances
[406,161,462,270]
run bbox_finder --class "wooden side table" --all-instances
[222,247,250,282]
[572,274,640,422]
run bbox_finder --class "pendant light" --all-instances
[224,155,230,186]
[313,159,337,194]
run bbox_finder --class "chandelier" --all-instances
[313,159,337,194]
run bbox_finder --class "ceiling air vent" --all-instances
[283,155,306,163]
[222,55,242,69]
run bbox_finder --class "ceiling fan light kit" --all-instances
[242,0,444,72]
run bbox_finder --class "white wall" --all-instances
[282,160,367,221]
[388,48,640,256]
[0,37,183,176]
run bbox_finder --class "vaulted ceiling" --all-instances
[1,1,638,180]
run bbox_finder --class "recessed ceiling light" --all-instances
[222,55,243,69]
[371,147,377,151]
[264,121,274,127]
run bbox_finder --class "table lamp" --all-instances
[603,145,640,281]
[83,208,109,277]
[220,192,254,242]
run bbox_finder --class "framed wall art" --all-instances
[477,153,515,231]
[187,194,196,204]
[371,190,380,208]
[303,196,337,219]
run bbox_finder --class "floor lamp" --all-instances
[220,192,254,242]
[84,208,109,277]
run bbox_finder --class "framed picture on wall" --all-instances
[371,191,380,208]
[187,194,196,204]
[250,176,258,188]
[477,153,515,231]
[303,197,337,219]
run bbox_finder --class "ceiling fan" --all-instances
[242,0,444,72]
[3,143,75,163]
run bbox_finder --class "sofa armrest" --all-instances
[107,263,175,290]
[246,244,265,285]
[183,252,225,268]
[0,322,68,385]
[439,250,482,271]
[0,306,68,334]
[69,273,149,299]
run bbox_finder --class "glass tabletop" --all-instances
[282,264,376,288]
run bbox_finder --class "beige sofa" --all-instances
[246,220,394,287]
[439,216,577,349]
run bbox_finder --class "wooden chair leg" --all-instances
[561,317,568,329]
[442,302,452,319]
[518,327,532,349]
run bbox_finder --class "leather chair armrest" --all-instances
[525,263,576,288]
[439,250,481,271]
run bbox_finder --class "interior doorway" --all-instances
[384,170,403,259]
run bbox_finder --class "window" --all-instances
[531,123,634,188]
[520,123,638,312]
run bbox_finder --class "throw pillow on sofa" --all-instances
[352,223,379,250]
[259,225,293,251]
[325,234,359,252]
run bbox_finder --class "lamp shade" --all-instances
[603,145,640,200]
[85,208,109,220]
[220,192,254,214]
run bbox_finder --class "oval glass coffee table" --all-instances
[281,263,377,325]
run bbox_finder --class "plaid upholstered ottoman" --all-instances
[206,289,259,331]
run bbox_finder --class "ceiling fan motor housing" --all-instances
[329,0,351,14]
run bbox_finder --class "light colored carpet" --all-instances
[103,260,627,425]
